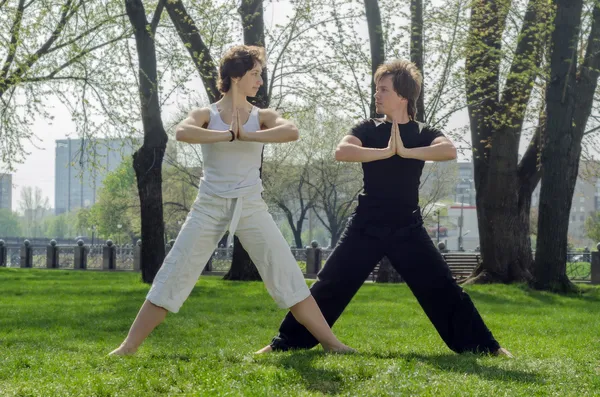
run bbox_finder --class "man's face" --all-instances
[374,75,406,115]
[235,61,263,97]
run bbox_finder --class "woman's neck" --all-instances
[218,91,249,110]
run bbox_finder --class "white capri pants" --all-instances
[146,191,310,313]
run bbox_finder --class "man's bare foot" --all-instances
[322,343,356,354]
[494,347,514,358]
[254,343,356,354]
[108,342,138,357]
[255,345,273,354]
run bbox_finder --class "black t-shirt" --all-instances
[349,118,445,224]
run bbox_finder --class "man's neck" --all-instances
[383,110,411,124]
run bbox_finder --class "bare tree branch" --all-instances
[0,0,26,82]
[164,0,220,102]
[45,14,128,55]
[150,0,166,34]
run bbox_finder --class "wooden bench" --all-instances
[442,253,480,281]
[369,253,480,282]
[370,262,381,281]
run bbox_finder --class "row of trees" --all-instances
[0,186,84,238]
[3,0,600,291]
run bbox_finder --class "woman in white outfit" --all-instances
[109,45,353,356]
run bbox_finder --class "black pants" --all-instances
[270,212,500,354]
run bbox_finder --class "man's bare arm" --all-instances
[335,135,394,163]
[398,136,457,161]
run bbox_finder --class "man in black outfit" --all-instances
[257,59,512,357]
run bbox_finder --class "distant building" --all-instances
[0,173,12,210]
[55,138,136,215]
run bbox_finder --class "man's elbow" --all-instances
[448,145,457,160]
[335,145,348,161]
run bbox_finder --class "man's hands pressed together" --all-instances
[385,120,410,158]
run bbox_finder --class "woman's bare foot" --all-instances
[322,343,356,354]
[255,345,273,354]
[108,342,138,356]
[494,347,514,358]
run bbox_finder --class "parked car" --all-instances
[569,254,584,263]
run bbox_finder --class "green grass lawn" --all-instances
[1,268,599,396]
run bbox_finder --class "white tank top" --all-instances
[199,103,264,198]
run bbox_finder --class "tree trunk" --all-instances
[239,0,269,109]
[223,235,262,280]
[465,173,534,284]
[376,257,402,283]
[125,0,168,284]
[364,0,384,118]
[464,0,548,283]
[462,129,534,284]
[330,222,344,247]
[534,0,597,293]
[279,202,310,248]
[410,0,425,121]
[293,229,303,249]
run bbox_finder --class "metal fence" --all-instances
[566,252,592,282]
[290,248,308,262]
[57,245,75,269]
[0,241,597,284]
[87,245,104,269]
[208,248,232,272]
[116,245,135,271]
[31,246,46,268]
[5,246,20,268]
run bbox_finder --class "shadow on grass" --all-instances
[466,284,600,311]
[273,350,348,395]
[266,348,543,395]
[366,351,542,384]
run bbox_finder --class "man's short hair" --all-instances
[374,60,422,119]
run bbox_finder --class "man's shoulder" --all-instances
[370,118,423,131]
[404,120,440,135]
[354,118,388,131]
[371,118,386,127]
[350,118,376,132]
[417,122,445,136]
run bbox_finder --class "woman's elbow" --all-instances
[288,125,299,141]
[175,126,188,142]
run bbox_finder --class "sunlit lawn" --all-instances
[1,268,599,396]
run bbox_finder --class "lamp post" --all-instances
[436,209,441,245]
[88,225,97,247]
[176,219,183,240]
[458,188,471,251]
[117,224,122,246]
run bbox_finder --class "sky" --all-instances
[4,0,478,213]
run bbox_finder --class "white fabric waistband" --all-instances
[226,196,244,247]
